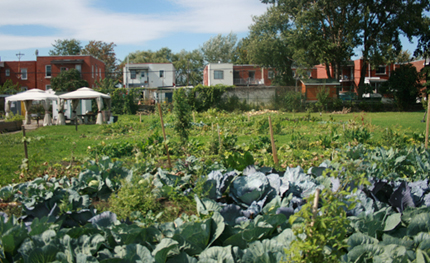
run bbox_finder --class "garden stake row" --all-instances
[268,116,279,168]
[158,103,172,169]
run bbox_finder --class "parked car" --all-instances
[339,91,357,101]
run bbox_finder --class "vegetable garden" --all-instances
[1,110,430,262]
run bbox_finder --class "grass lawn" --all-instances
[0,111,428,187]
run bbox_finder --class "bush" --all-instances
[108,176,160,221]
[272,89,303,112]
[5,112,24,122]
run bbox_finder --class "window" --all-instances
[21,86,28,91]
[75,65,82,73]
[248,71,255,80]
[214,70,223,79]
[92,65,94,78]
[45,65,51,77]
[5,69,10,76]
[140,71,145,78]
[376,65,386,74]
[21,68,27,80]
[268,70,274,79]
[60,67,67,72]
[99,68,102,79]
[130,70,136,79]
[159,70,164,78]
[95,65,98,76]
[46,85,51,90]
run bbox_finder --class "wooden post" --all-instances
[158,103,172,169]
[310,188,321,227]
[22,125,28,169]
[192,111,196,123]
[75,116,78,132]
[426,95,430,148]
[140,112,142,123]
[268,116,279,167]
[217,124,221,147]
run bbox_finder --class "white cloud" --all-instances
[0,0,268,51]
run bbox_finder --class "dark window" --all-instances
[130,70,136,79]
[214,70,223,79]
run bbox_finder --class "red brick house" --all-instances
[203,63,276,86]
[311,58,427,94]
[0,55,105,91]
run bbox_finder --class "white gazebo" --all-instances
[58,87,111,125]
[5,89,59,126]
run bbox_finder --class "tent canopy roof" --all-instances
[59,87,110,100]
[5,89,59,102]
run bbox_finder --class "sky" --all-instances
[0,0,424,63]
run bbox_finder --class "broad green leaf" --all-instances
[383,213,402,232]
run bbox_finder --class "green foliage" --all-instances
[50,68,88,92]
[109,88,139,115]
[5,112,24,122]
[380,64,421,110]
[316,86,331,112]
[273,89,303,112]
[285,189,352,262]
[0,79,20,94]
[108,176,160,221]
[173,88,192,145]
[188,84,231,112]
[49,39,82,55]
[201,32,239,63]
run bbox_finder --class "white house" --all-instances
[123,63,176,89]
[203,63,233,86]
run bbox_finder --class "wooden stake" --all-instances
[268,116,279,167]
[22,125,28,160]
[310,188,321,227]
[217,124,221,148]
[158,103,172,169]
[426,94,430,149]
[193,111,196,123]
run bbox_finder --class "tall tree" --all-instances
[82,41,117,78]
[172,49,204,86]
[50,69,88,92]
[354,0,429,97]
[125,48,173,63]
[259,0,360,81]
[201,33,239,63]
[245,7,295,85]
[49,39,82,56]
[0,79,20,94]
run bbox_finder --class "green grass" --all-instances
[1,111,428,187]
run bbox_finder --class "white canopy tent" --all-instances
[58,87,111,125]
[5,89,59,126]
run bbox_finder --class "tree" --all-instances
[172,49,204,86]
[82,41,117,78]
[244,8,296,85]
[396,50,413,63]
[200,33,239,63]
[125,48,173,63]
[50,69,88,92]
[49,39,82,56]
[380,64,421,110]
[0,79,20,94]
[354,0,429,98]
[257,0,360,82]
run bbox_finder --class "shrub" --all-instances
[108,177,160,221]
[272,89,303,112]
[173,88,192,145]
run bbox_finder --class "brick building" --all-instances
[203,63,275,86]
[0,55,106,91]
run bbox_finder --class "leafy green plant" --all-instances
[108,176,160,221]
[173,88,192,146]
[5,112,24,122]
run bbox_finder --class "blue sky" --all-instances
[0,0,424,63]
